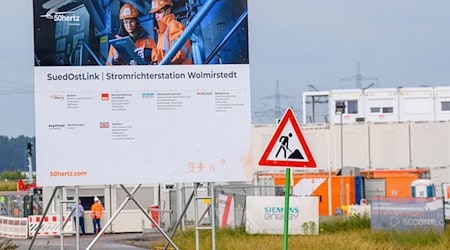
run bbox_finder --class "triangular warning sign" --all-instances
[259,108,317,168]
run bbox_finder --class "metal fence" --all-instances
[213,184,284,228]
[0,191,43,218]
[160,184,286,230]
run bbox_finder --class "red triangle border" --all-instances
[258,108,317,168]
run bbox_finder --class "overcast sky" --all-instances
[1,0,450,137]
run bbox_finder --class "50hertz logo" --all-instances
[40,8,81,23]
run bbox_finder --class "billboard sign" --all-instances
[33,0,251,185]
[371,197,445,231]
[245,196,319,235]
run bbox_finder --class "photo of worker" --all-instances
[106,3,156,65]
[33,0,249,66]
[149,0,192,65]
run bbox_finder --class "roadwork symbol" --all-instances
[259,108,316,168]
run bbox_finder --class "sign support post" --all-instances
[283,168,291,250]
[258,108,317,250]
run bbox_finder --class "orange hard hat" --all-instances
[149,0,173,14]
[120,3,139,19]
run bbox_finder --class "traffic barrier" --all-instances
[0,216,28,239]
[28,215,72,237]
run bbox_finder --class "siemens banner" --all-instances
[33,0,250,186]
[245,196,319,235]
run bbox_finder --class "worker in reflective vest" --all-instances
[90,197,104,234]
[106,3,156,65]
[149,0,192,64]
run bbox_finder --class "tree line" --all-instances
[0,135,35,173]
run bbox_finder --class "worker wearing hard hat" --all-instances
[149,0,192,64]
[106,3,156,65]
[90,197,104,234]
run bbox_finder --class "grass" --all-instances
[365,230,449,249]
[150,216,450,250]
[320,214,371,233]
[0,238,19,250]
[0,181,18,191]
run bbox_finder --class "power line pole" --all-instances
[255,80,296,123]
[340,61,378,89]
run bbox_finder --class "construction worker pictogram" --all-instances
[275,132,305,160]
[259,108,316,168]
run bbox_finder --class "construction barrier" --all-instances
[28,215,73,237]
[347,204,371,217]
[0,216,28,239]
[218,194,235,228]
[148,205,159,228]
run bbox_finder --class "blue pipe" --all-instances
[69,40,104,65]
[190,33,203,64]
[159,0,218,65]
[92,0,106,17]
[204,8,247,64]
[79,0,107,35]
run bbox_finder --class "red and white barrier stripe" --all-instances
[28,215,72,237]
[218,194,235,228]
[0,216,28,239]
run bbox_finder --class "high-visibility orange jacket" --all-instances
[152,13,192,65]
[90,202,104,220]
[106,29,156,65]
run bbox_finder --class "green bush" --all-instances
[0,171,26,181]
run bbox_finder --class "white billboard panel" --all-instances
[35,65,250,185]
[33,0,251,186]
[245,196,319,235]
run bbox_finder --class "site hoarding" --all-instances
[33,0,251,186]
[245,196,319,235]
[370,197,445,232]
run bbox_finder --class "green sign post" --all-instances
[258,108,317,250]
[283,168,291,250]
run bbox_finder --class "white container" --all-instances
[363,88,399,123]
[398,87,434,122]
[411,179,435,198]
